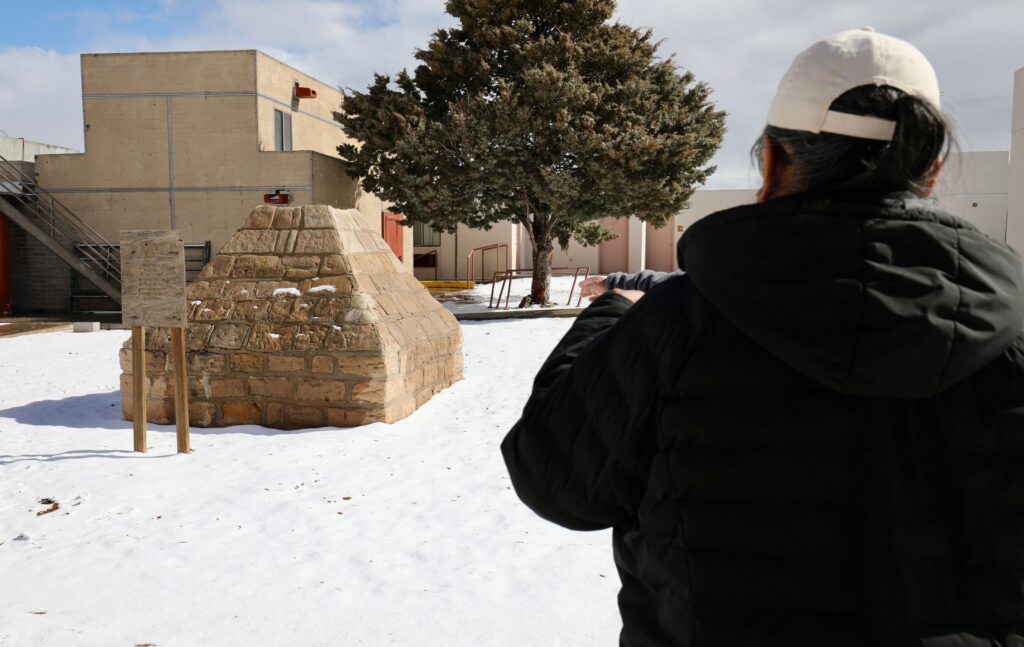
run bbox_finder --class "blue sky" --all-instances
[2,0,1022,188]
[4,1,197,51]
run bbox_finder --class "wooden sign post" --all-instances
[121,230,190,454]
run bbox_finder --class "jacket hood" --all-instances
[679,193,1024,398]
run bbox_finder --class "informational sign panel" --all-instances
[121,230,187,328]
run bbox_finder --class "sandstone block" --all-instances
[302,205,335,228]
[197,255,235,280]
[338,231,364,254]
[292,325,330,351]
[304,275,353,295]
[267,355,306,372]
[336,354,392,378]
[221,230,279,254]
[211,377,247,398]
[383,396,417,423]
[229,353,264,372]
[190,401,218,427]
[350,379,403,405]
[326,407,384,427]
[272,208,300,229]
[121,390,133,420]
[269,299,314,324]
[312,297,351,322]
[294,230,344,254]
[375,294,399,316]
[295,378,346,403]
[264,401,286,427]
[319,254,350,275]
[186,352,227,374]
[249,377,294,398]
[232,255,285,279]
[311,355,334,373]
[283,256,320,280]
[185,376,205,399]
[244,205,276,229]
[222,400,262,425]
[254,281,299,299]
[222,282,258,300]
[187,281,225,300]
[235,301,270,322]
[144,328,172,351]
[287,406,323,429]
[148,398,175,425]
[187,324,214,351]
[209,324,248,350]
[190,299,234,322]
[275,230,299,255]
[246,324,291,352]
[326,325,383,351]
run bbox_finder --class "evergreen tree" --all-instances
[336,0,726,304]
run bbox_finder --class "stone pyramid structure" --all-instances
[120,205,463,429]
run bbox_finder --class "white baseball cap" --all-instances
[766,27,941,141]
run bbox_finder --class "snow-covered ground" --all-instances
[0,320,620,646]
[438,275,590,315]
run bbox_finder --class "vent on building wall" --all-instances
[293,83,318,100]
[264,190,292,205]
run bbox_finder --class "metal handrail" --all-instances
[0,153,115,246]
[465,243,509,289]
[0,152,122,288]
[489,266,590,310]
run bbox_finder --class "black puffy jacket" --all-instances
[502,193,1024,646]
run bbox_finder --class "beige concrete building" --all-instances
[22,50,410,311]
[934,151,1009,241]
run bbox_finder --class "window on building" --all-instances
[274,109,292,151]
[413,222,441,247]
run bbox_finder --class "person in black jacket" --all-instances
[502,28,1024,647]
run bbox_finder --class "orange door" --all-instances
[382,212,405,261]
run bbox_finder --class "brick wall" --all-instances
[9,223,71,313]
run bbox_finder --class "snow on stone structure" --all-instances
[119,205,463,429]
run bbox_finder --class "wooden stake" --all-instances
[131,326,147,453]
[171,327,191,454]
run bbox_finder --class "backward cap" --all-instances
[766,28,941,140]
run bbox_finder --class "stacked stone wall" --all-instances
[120,205,462,429]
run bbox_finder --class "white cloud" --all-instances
[3,0,1023,187]
[0,47,84,150]
[614,0,1024,186]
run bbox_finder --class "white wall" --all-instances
[934,151,1009,241]
[0,135,78,162]
[1008,67,1024,253]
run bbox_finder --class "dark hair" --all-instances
[752,84,955,197]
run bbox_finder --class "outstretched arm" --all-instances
[502,277,692,530]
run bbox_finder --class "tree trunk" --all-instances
[530,239,554,306]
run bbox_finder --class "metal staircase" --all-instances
[0,152,122,302]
